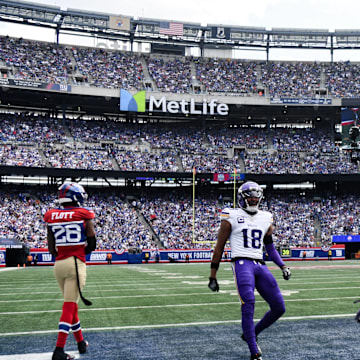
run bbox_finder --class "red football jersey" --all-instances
[44,207,95,262]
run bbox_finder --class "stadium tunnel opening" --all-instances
[5,247,27,267]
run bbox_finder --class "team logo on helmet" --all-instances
[238,181,263,213]
[58,182,88,205]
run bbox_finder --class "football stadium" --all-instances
[1,1,360,359]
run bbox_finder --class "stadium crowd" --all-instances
[1,35,360,254]
[1,187,360,251]
[147,57,192,93]
[244,151,301,174]
[0,113,356,174]
[0,36,72,83]
[3,35,360,97]
[71,47,144,89]
[0,190,156,251]
[195,58,258,94]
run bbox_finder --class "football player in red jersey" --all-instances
[44,182,96,360]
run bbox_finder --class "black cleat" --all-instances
[52,348,75,360]
[242,334,262,359]
[250,353,263,360]
[78,339,88,354]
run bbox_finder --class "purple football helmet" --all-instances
[238,181,263,213]
[58,182,88,206]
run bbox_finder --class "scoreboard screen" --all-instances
[280,247,292,258]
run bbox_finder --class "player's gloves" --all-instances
[282,266,291,280]
[208,277,219,292]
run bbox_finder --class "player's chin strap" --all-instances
[74,256,92,306]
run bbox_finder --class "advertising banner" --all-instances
[26,245,345,266]
[333,235,360,243]
[270,98,332,105]
[0,248,5,267]
[0,78,71,92]
[213,173,245,182]
[287,245,345,260]
[341,107,359,147]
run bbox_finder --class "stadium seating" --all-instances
[1,36,360,251]
[0,113,355,174]
[2,35,360,97]
[2,186,360,250]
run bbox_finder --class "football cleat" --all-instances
[52,348,75,360]
[78,339,88,354]
[250,353,263,360]
[242,333,262,358]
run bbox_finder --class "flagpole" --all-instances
[192,167,196,243]
[233,168,236,209]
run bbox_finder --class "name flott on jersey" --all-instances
[220,207,273,260]
[44,207,95,262]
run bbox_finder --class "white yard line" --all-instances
[1,283,360,297]
[0,294,359,315]
[0,313,354,337]
[0,292,358,304]
[0,268,20,272]
[0,352,79,359]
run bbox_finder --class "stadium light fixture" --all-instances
[53,14,62,23]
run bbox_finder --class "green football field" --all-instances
[1,261,360,359]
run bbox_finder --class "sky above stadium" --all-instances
[14,0,357,30]
[2,0,360,61]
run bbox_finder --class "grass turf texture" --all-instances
[0,261,360,359]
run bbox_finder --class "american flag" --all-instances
[159,21,183,36]
[342,119,354,126]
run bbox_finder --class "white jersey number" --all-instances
[51,224,82,244]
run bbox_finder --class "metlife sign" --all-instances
[120,89,229,116]
[149,96,229,115]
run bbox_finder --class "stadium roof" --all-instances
[2,0,360,57]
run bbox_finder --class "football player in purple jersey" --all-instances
[208,181,291,360]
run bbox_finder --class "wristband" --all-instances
[211,262,219,270]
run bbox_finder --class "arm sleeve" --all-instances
[265,243,285,268]
[85,236,96,255]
